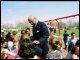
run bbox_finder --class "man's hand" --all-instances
[33,40,40,44]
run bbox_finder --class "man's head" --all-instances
[64,30,67,33]
[71,32,75,38]
[28,16,37,25]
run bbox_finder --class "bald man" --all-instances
[28,16,49,58]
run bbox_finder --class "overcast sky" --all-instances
[1,1,79,26]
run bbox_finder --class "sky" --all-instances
[1,1,79,26]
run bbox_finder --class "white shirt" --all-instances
[68,38,77,46]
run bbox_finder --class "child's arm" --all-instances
[8,51,16,56]
[8,48,19,57]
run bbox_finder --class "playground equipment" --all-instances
[45,13,79,48]
[44,13,79,36]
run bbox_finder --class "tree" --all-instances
[16,20,31,30]
[67,19,73,29]
[1,24,9,29]
[59,21,66,29]
[73,22,79,29]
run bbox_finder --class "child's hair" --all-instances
[71,47,75,54]
[13,37,19,48]
[1,39,8,59]
[71,40,79,54]
[19,39,36,58]
[6,32,11,40]
[26,28,30,31]
[71,32,75,36]
[55,41,60,45]
[1,39,8,48]
[12,31,17,35]
[75,40,79,46]
[13,37,19,43]
[49,38,58,50]
[54,41,62,46]
[21,30,25,34]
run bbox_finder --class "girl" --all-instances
[7,37,19,59]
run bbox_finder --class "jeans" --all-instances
[34,45,42,55]
[64,40,68,49]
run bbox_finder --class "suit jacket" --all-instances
[32,21,49,55]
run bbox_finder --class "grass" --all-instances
[4,28,79,38]
[56,28,79,38]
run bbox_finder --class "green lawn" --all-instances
[4,28,79,38]
[56,28,79,38]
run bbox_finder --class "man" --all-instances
[68,32,77,52]
[53,26,57,35]
[66,40,79,59]
[63,31,69,50]
[49,26,54,39]
[28,16,49,58]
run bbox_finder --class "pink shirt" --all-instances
[7,47,19,59]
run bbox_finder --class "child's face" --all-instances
[13,41,18,47]
[10,33,14,38]
[1,49,8,59]
[48,44,52,50]
[71,34,75,38]
[2,42,8,48]
[75,46,79,55]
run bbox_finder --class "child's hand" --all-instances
[3,49,9,54]
[72,54,79,59]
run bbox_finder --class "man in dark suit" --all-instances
[28,16,49,58]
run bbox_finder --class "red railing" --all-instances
[44,14,79,36]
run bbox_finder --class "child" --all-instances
[1,40,8,59]
[46,39,62,59]
[1,40,8,48]
[19,39,37,59]
[1,49,8,59]
[7,37,19,59]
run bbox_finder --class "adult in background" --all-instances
[68,32,77,52]
[63,31,69,50]
[66,40,79,59]
[53,26,57,35]
[28,16,49,59]
[49,26,54,39]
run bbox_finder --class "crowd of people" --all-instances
[1,29,79,59]
[1,16,79,59]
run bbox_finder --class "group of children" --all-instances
[1,28,79,59]
[1,31,19,59]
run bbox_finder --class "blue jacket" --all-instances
[32,21,49,55]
